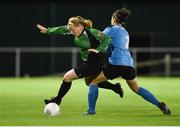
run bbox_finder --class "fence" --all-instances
[0,47,80,77]
[0,47,180,77]
[131,47,180,76]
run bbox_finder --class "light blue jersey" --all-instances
[103,25,134,67]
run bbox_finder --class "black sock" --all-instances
[98,81,123,97]
[57,80,72,100]
[98,81,116,90]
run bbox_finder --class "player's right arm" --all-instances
[36,24,70,35]
[36,24,48,33]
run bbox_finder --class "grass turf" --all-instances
[0,76,180,126]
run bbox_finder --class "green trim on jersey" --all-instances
[47,25,111,61]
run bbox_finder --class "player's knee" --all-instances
[132,87,139,93]
[63,74,71,82]
[91,79,100,84]
[126,80,139,93]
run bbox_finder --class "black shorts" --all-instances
[74,53,103,78]
[102,63,136,80]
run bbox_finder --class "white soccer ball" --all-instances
[44,103,60,116]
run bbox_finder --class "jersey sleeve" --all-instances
[47,25,70,35]
[103,27,113,37]
[87,28,112,52]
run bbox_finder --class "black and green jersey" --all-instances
[47,25,112,61]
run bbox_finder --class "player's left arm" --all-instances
[88,28,112,53]
[96,32,112,52]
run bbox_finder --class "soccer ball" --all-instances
[44,103,60,116]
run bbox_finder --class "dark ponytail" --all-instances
[112,8,131,25]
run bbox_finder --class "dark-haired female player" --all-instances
[85,8,171,115]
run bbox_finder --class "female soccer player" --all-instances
[36,16,123,106]
[85,8,171,115]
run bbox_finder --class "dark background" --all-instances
[0,1,180,77]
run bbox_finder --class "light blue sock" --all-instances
[137,87,160,107]
[88,84,98,113]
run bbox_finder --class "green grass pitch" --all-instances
[0,76,180,126]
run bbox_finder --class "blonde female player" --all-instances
[37,16,123,107]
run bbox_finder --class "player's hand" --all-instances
[36,24,47,33]
[88,49,99,53]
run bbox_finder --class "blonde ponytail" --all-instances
[68,16,93,28]
[84,19,92,27]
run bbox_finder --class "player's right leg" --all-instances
[44,80,72,105]
[85,83,98,115]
